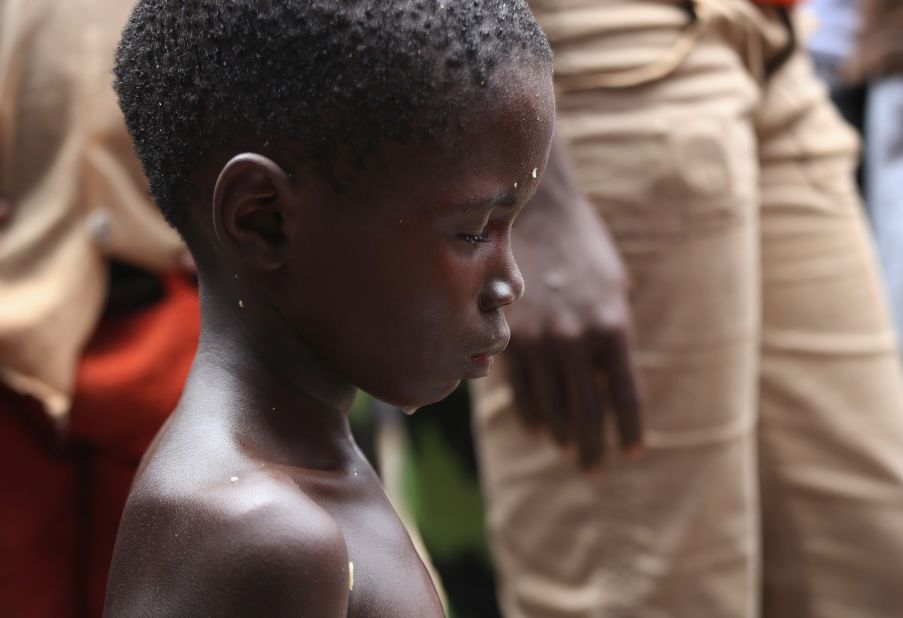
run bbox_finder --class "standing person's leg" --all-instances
[865,76,903,340]
[756,47,903,618]
[473,3,763,616]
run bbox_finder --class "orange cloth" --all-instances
[0,275,199,618]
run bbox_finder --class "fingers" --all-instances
[575,364,605,470]
[504,339,542,430]
[553,337,605,468]
[524,339,566,443]
[596,331,644,456]
[508,327,644,469]
[506,336,569,444]
[535,342,569,445]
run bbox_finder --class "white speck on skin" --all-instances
[238,300,245,308]
[513,182,518,189]
[230,476,238,483]
[531,167,538,179]
[349,562,355,591]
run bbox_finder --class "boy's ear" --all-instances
[212,153,299,270]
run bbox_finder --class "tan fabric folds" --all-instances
[474,3,903,616]
[0,0,185,420]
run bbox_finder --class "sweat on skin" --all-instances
[104,1,555,615]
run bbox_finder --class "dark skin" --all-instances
[0,194,10,227]
[105,66,555,617]
[505,136,644,468]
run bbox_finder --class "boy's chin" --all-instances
[378,378,462,414]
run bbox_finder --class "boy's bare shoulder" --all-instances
[108,468,350,617]
[198,472,351,613]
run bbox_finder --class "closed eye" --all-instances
[458,232,491,246]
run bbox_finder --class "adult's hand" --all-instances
[505,136,643,468]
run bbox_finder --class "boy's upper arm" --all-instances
[190,493,351,617]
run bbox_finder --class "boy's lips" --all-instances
[472,332,510,359]
[471,345,506,362]
[466,337,509,377]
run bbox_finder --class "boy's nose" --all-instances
[479,264,525,312]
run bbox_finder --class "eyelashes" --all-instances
[458,232,491,246]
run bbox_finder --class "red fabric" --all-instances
[0,275,199,618]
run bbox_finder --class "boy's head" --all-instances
[115,0,552,233]
[115,0,555,409]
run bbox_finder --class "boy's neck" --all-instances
[187,283,360,471]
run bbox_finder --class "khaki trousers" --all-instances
[473,2,903,616]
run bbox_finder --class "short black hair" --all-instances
[114,0,552,234]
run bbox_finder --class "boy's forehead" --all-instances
[358,93,553,210]
[269,64,555,212]
[454,68,554,148]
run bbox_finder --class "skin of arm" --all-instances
[201,507,350,617]
[504,133,644,468]
[107,490,352,618]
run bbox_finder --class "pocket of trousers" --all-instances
[566,115,754,244]
[548,0,759,241]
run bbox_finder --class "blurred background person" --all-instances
[0,1,199,616]
[855,0,903,351]
[806,0,903,352]
[806,0,863,123]
[471,0,903,616]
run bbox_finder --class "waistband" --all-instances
[548,0,795,93]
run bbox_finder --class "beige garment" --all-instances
[474,1,903,616]
[0,0,184,420]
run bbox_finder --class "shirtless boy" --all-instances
[104,1,554,615]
